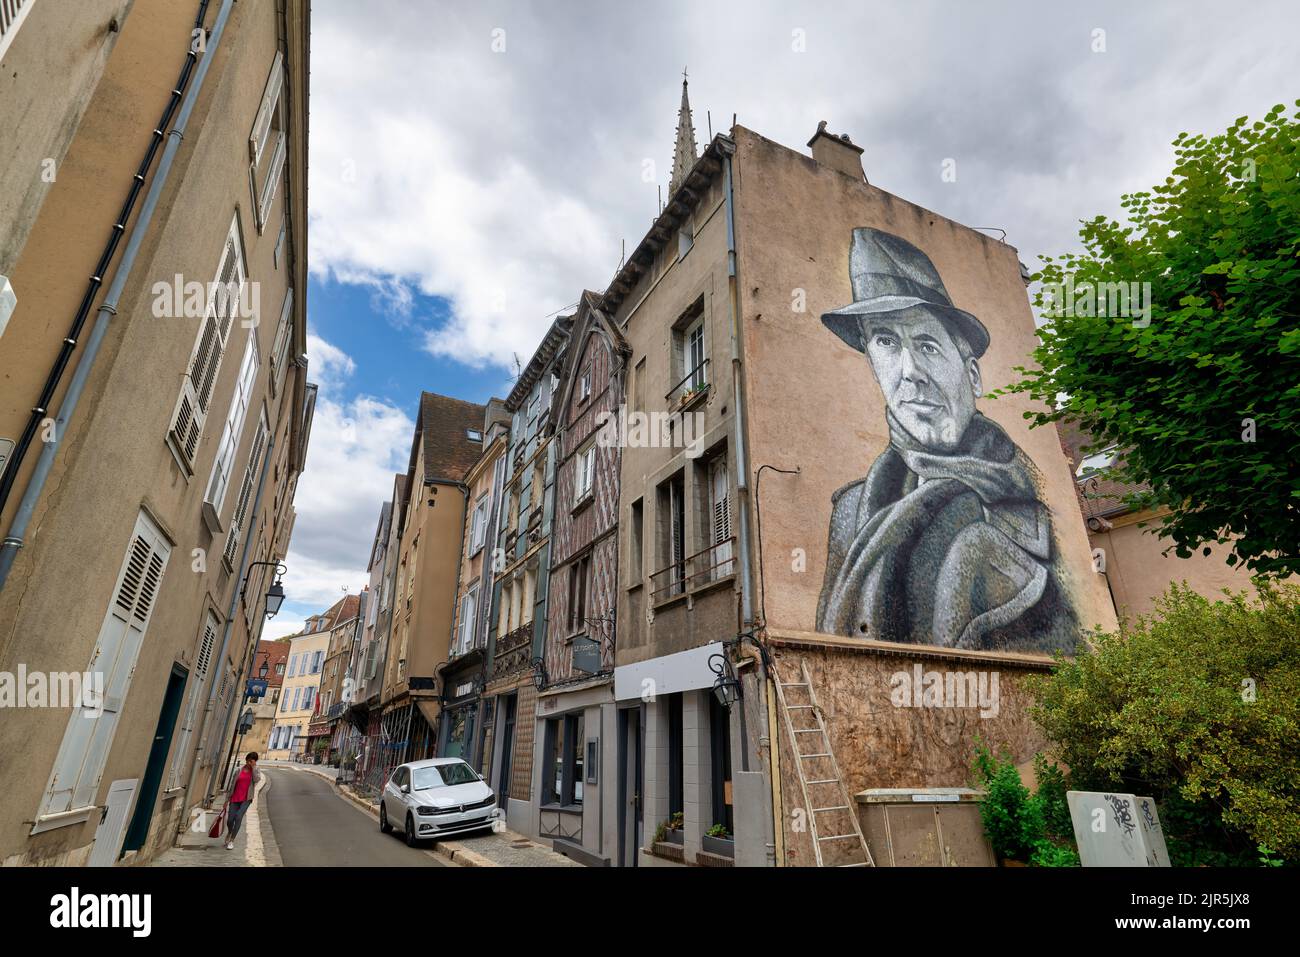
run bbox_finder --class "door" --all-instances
[496,693,516,807]
[87,780,138,867]
[618,706,643,867]
[121,665,188,855]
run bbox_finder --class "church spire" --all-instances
[669,68,697,196]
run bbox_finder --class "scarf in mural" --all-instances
[816,412,1077,653]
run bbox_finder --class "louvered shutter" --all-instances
[223,412,268,569]
[0,0,37,62]
[36,511,171,823]
[169,233,241,471]
[670,480,685,594]
[711,458,734,578]
[168,612,219,789]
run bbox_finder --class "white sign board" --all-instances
[1067,790,1170,867]
[613,641,724,701]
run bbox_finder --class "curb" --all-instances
[330,779,495,866]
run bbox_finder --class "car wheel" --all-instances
[405,813,419,847]
[380,803,392,834]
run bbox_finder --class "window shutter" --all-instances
[0,0,37,62]
[168,611,219,789]
[249,51,285,165]
[37,511,171,821]
[257,131,287,229]
[271,287,294,396]
[670,480,684,592]
[169,232,241,471]
[223,412,268,569]
[711,458,733,578]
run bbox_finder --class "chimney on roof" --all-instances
[669,69,698,195]
[807,120,866,183]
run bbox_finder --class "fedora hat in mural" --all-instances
[821,227,990,358]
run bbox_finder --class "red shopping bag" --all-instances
[208,809,226,839]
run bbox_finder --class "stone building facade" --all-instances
[0,0,312,866]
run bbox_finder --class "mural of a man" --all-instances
[817,228,1079,654]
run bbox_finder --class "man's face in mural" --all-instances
[863,308,982,453]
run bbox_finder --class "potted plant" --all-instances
[702,823,734,858]
[663,811,685,845]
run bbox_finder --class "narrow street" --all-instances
[264,768,445,867]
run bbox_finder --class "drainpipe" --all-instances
[720,142,755,631]
[721,139,779,867]
[0,0,236,592]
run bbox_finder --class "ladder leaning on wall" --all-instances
[774,657,874,867]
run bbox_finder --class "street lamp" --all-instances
[709,652,742,710]
[530,656,547,692]
[257,653,270,681]
[241,560,288,619]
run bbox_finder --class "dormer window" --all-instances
[467,429,483,442]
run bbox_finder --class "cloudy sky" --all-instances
[265,0,1297,636]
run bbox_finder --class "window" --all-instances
[579,365,591,402]
[302,687,315,712]
[287,654,297,677]
[458,582,479,654]
[668,694,684,818]
[567,713,585,806]
[1076,446,1119,478]
[275,662,285,676]
[205,331,260,520]
[710,693,734,834]
[682,316,706,391]
[527,390,542,423]
[467,428,483,442]
[629,498,644,583]
[249,52,288,230]
[633,357,646,413]
[167,220,244,471]
[222,409,269,570]
[655,472,686,600]
[678,219,694,258]
[469,494,488,554]
[311,650,323,673]
[573,443,595,504]
[544,715,585,806]
[567,555,591,634]
[35,510,172,826]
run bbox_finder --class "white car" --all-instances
[380,757,497,847]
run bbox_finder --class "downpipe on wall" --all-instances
[721,140,779,866]
[0,0,236,594]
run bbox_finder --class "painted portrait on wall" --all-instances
[815,227,1080,654]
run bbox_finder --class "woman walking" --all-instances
[224,752,262,850]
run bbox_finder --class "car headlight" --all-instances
[416,806,436,815]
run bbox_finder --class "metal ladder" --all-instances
[774,657,874,867]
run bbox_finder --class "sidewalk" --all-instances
[149,774,281,867]
[308,766,581,867]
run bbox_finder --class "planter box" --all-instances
[702,834,734,858]
[664,828,684,846]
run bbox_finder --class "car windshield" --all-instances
[412,762,479,790]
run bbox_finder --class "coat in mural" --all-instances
[816,227,1079,654]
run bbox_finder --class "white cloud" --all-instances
[308,0,1298,374]
[276,333,411,620]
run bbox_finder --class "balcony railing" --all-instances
[494,620,534,678]
[665,358,710,409]
[648,536,736,603]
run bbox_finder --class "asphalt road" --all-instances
[263,767,445,866]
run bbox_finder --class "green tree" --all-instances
[1001,103,1300,577]
[1028,584,1300,864]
